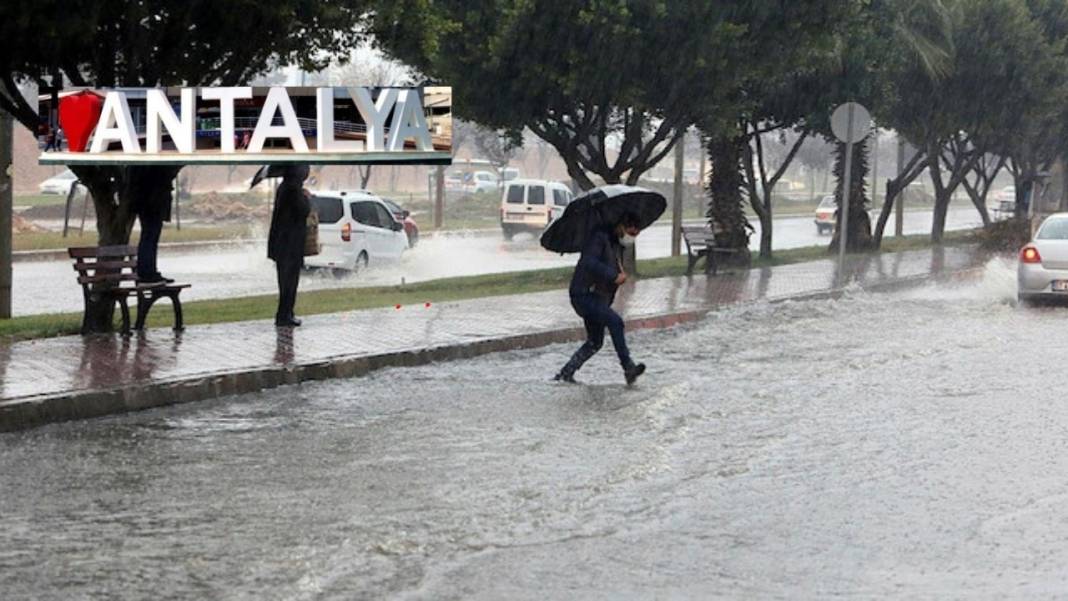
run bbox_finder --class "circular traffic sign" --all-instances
[830,102,872,144]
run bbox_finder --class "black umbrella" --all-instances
[249,165,287,190]
[540,185,666,253]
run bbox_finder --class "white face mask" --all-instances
[620,233,637,247]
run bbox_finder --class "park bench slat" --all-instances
[77,273,139,285]
[72,260,138,272]
[68,245,138,259]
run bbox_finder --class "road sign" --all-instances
[830,102,871,275]
[831,102,871,144]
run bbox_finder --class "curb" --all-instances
[0,268,981,433]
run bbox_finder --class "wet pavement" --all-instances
[0,246,982,416]
[6,253,1068,599]
[9,207,983,316]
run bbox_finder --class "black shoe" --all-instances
[274,317,302,327]
[137,273,166,286]
[624,363,646,386]
[153,273,176,284]
[553,371,576,384]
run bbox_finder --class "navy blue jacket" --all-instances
[569,227,622,302]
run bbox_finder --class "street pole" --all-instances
[671,139,684,256]
[838,105,856,270]
[895,138,905,237]
[0,112,12,318]
[434,165,444,229]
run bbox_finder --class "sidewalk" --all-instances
[0,246,986,431]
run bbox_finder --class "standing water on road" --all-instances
[5,261,1068,599]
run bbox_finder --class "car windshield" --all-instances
[1037,218,1068,240]
[382,199,401,213]
[55,170,76,180]
[505,185,524,204]
[818,197,836,209]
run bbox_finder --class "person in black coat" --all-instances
[555,212,646,385]
[130,167,175,283]
[268,165,311,327]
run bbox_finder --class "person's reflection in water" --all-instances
[274,326,295,365]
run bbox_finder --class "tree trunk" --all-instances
[829,139,873,253]
[705,133,751,262]
[69,165,181,333]
[873,177,901,249]
[928,153,950,244]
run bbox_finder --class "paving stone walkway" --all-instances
[0,246,985,431]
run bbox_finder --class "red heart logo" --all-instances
[59,91,104,152]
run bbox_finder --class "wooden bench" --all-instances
[681,226,739,276]
[69,245,190,335]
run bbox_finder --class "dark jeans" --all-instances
[568,292,632,369]
[275,258,302,322]
[136,215,163,279]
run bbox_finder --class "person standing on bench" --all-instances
[133,169,175,284]
[554,212,646,385]
[268,164,311,327]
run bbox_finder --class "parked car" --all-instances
[38,169,78,195]
[382,198,419,247]
[814,194,836,235]
[500,179,574,240]
[501,167,520,183]
[1018,213,1068,304]
[992,185,1017,220]
[464,170,500,194]
[305,191,409,273]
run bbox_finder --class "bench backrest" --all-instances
[681,226,715,248]
[69,245,139,287]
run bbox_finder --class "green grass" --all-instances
[0,229,979,343]
[13,194,69,208]
[13,224,257,252]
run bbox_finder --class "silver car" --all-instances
[1018,213,1068,302]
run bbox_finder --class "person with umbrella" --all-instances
[542,185,666,385]
[260,164,311,327]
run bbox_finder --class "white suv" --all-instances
[306,191,409,273]
[464,170,500,194]
[500,179,574,240]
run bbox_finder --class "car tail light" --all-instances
[1020,245,1042,264]
[341,222,352,242]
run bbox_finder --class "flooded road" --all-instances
[11,207,982,316]
[6,260,1068,598]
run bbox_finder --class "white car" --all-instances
[814,194,836,235]
[38,169,79,195]
[500,179,574,240]
[992,185,1016,220]
[1018,213,1068,304]
[464,170,500,194]
[305,191,409,273]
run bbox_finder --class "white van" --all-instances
[306,191,409,273]
[500,179,574,240]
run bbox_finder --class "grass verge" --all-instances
[0,229,979,342]
[14,224,257,252]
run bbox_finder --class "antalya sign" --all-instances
[39,86,453,165]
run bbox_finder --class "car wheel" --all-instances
[355,251,369,273]
[502,227,514,241]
